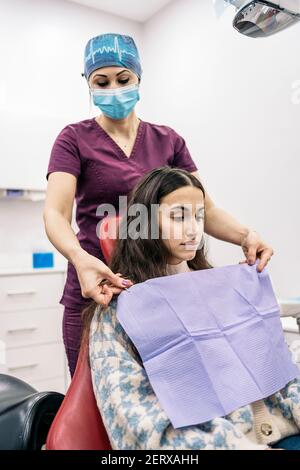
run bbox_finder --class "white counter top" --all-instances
[0,267,67,276]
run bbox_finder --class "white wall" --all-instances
[0,0,142,267]
[0,0,143,190]
[140,0,300,297]
[0,0,299,297]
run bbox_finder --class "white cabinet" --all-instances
[0,269,68,394]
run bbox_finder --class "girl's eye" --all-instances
[172,215,184,221]
[97,82,108,87]
[119,79,130,84]
[172,214,204,220]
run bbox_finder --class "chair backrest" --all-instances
[46,216,120,450]
[99,215,121,262]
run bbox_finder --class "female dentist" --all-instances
[43,33,274,377]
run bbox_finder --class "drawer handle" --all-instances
[6,290,37,296]
[7,326,37,334]
[8,363,38,372]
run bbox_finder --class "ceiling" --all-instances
[66,0,174,22]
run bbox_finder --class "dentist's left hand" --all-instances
[239,230,274,273]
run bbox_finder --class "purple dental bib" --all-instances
[116,262,299,428]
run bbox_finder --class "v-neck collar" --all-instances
[93,117,145,161]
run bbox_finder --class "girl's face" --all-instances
[158,185,205,264]
[88,66,139,90]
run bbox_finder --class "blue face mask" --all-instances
[91,83,140,120]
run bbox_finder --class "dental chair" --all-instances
[4,213,298,450]
[45,215,121,450]
[0,374,64,450]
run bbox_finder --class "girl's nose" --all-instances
[185,218,198,238]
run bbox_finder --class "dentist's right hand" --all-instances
[72,249,133,307]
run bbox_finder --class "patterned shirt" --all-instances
[89,299,300,450]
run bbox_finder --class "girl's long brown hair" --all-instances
[81,166,213,343]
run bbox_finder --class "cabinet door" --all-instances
[31,376,67,394]
[0,307,63,349]
[0,273,64,312]
[0,342,65,383]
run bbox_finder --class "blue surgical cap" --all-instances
[83,33,142,81]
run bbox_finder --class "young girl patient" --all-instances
[82,167,300,450]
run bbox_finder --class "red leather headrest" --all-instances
[99,215,121,263]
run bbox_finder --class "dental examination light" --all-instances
[213,0,300,37]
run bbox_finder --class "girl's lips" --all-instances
[181,241,200,248]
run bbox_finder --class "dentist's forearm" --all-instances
[43,208,87,265]
[204,206,251,246]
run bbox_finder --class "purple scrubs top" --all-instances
[46,117,198,309]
